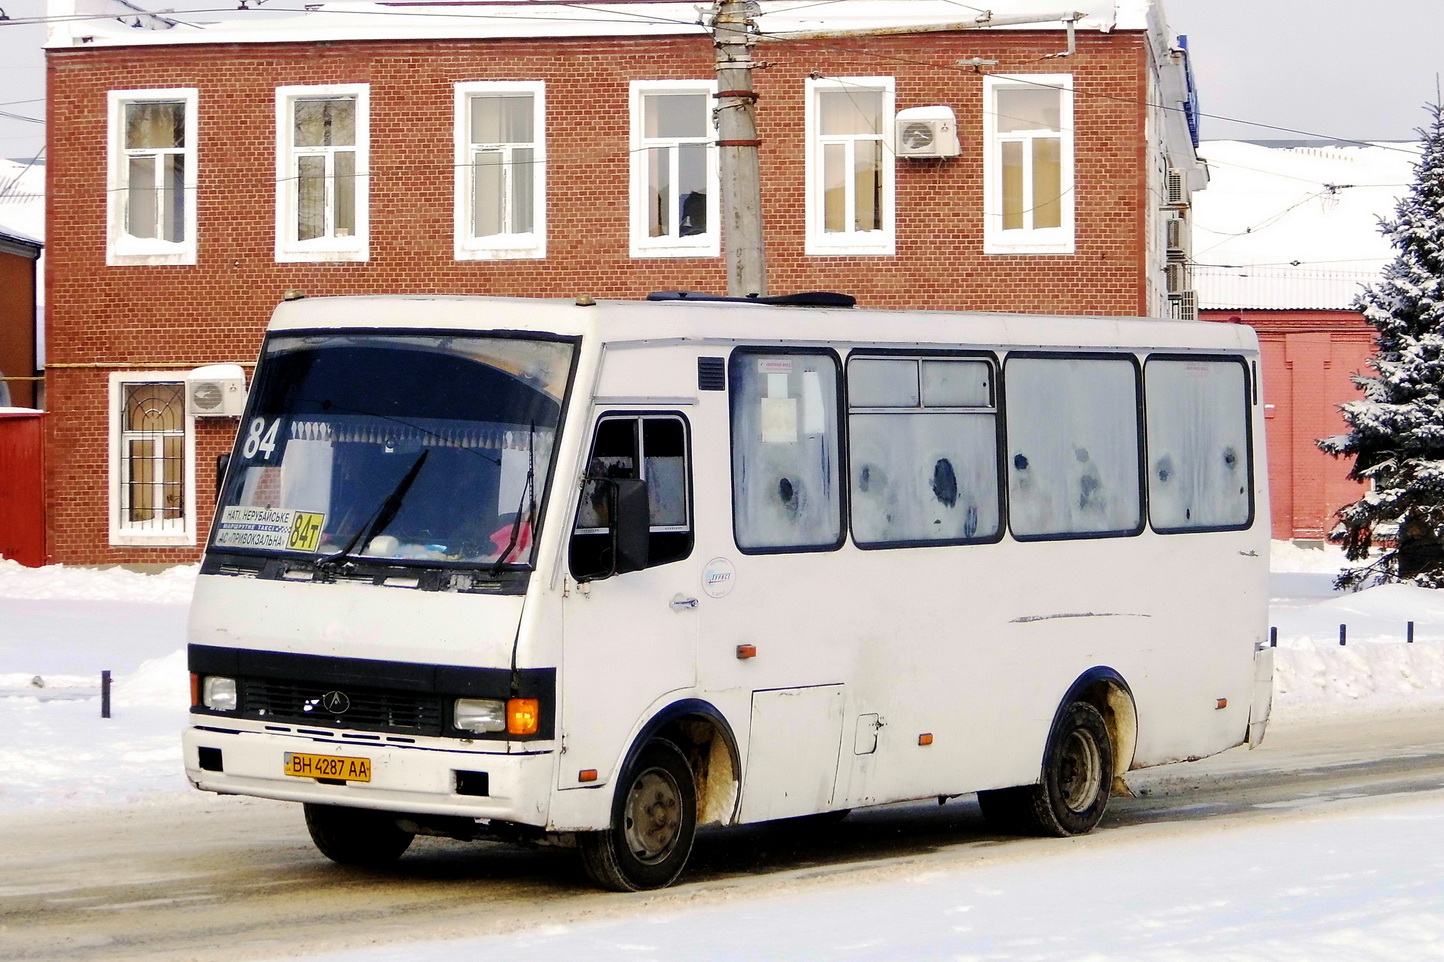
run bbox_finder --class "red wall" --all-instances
[45,30,1155,563]
[0,412,46,566]
[1205,309,1373,541]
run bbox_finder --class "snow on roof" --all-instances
[1191,140,1418,311]
[47,0,1156,48]
[0,160,44,247]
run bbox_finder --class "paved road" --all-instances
[3,708,1444,962]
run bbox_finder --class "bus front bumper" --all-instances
[183,722,556,826]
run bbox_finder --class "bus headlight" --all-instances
[202,676,238,711]
[454,698,507,733]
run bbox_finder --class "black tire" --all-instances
[978,701,1113,838]
[303,803,415,868]
[578,739,697,891]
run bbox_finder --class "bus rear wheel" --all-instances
[578,738,697,891]
[303,803,415,868]
[978,701,1113,838]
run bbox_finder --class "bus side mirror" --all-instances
[215,452,231,501]
[611,477,650,575]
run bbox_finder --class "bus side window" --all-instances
[729,351,844,552]
[848,356,1001,547]
[1005,355,1143,540]
[1144,356,1253,532]
[570,414,693,579]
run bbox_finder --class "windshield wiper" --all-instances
[316,449,430,571]
[490,423,536,577]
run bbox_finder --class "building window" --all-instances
[454,82,546,260]
[109,374,195,545]
[805,77,895,256]
[629,81,719,258]
[106,89,198,265]
[984,74,1074,254]
[275,84,369,262]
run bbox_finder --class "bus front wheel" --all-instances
[978,701,1114,838]
[578,738,698,891]
[303,803,415,868]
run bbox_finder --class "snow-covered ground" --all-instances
[3,545,1444,960]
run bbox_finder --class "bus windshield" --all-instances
[212,332,575,569]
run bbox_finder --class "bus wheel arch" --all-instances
[978,667,1136,837]
[578,700,740,891]
[1062,667,1139,785]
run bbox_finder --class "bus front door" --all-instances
[558,412,700,792]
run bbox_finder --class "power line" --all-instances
[0,3,1429,153]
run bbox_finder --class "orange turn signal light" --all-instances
[189,672,200,707]
[918,733,934,746]
[1215,698,1228,710]
[507,698,540,735]
[579,769,598,783]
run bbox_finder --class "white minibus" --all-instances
[184,293,1273,890]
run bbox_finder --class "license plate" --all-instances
[284,751,372,783]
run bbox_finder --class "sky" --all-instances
[0,0,1441,161]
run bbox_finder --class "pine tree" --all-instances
[1320,103,1444,588]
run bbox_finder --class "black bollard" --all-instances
[1408,621,1415,644]
[101,670,111,719]
[1339,624,1347,646]
[1270,626,1278,648]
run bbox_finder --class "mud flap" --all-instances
[1247,643,1275,748]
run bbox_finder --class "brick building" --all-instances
[1192,140,1417,541]
[43,0,1205,564]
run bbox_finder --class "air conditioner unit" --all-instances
[1165,262,1187,295]
[895,106,961,159]
[1164,168,1190,207]
[1165,216,1187,258]
[186,364,247,417]
[1169,289,1198,321]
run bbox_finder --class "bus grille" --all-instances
[242,679,445,735]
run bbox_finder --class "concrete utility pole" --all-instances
[711,0,768,297]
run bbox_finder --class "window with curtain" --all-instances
[112,378,192,543]
[806,77,895,255]
[985,75,1074,254]
[456,83,546,259]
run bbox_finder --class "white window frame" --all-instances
[629,80,720,259]
[983,74,1075,255]
[804,76,895,257]
[108,372,197,546]
[275,83,370,263]
[106,88,199,266]
[453,81,547,261]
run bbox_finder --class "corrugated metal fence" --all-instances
[0,409,46,566]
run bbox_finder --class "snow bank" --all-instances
[0,558,197,604]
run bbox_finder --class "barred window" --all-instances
[121,383,185,530]
[111,376,193,545]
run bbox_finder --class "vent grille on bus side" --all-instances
[698,357,726,391]
[242,679,444,735]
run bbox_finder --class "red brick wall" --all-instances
[1205,310,1374,541]
[46,30,1153,563]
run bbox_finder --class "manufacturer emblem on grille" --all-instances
[320,690,351,714]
